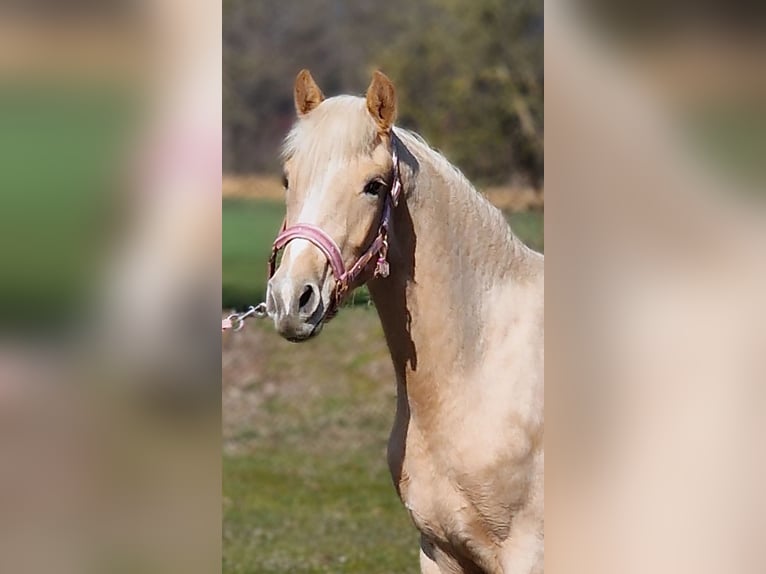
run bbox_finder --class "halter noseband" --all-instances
[268,133,403,316]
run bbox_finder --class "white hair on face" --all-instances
[282,96,378,164]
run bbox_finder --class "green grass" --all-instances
[508,210,544,253]
[223,199,286,309]
[223,309,420,573]
[222,199,544,310]
[224,453,419,573]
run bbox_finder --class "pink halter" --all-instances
[268,133,403,316]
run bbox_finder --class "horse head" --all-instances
[266,70,401,341]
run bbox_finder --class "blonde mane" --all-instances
[391,126,527,269]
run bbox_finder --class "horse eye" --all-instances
[363,179,385,196]
[282,174,289,189]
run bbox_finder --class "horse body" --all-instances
[370,130,544,573]
[268,70,543,573]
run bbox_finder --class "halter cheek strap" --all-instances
[268,133,403,315]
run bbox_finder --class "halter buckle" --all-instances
[374,257,390,278]
[374,234,390,278]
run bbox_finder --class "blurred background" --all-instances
[546,2,766,574]
[0,1,221,573]
[221,0,543,572]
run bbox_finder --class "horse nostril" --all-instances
[298,284,316,313]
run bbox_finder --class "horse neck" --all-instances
[368,135,531,410]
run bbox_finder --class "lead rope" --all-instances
[222,302,268,332]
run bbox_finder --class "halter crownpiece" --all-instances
[268,132,403,316]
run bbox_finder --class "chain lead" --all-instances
[223,302,268,332]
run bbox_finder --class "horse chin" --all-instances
[284,317,325,343]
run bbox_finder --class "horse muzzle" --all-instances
[266,270,329,342]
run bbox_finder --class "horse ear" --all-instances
[366,71,397,132]
[294,69,325,116]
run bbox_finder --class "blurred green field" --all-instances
[222,198,543,310]
[0,84,137,328]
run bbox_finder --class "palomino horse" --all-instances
[266,70,544,574]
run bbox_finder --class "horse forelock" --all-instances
[281,95,378,166]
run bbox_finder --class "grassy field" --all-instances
[223,308,419,573]
[222,200,286,309]
[222,198,543,310]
